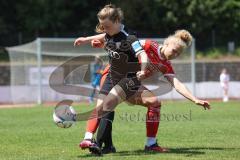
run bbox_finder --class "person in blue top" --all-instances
[89,56,103,103]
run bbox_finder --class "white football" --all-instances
[53,105,76,128]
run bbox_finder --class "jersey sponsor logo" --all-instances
[131,41,142,53]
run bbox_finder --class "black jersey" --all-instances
[104,24,144,79]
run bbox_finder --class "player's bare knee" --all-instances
[144,96,161,108]
[156,99,161,108]
[148,99,161,114]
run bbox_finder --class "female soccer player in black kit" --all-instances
[75,4,158,154]
[74,4,210,155]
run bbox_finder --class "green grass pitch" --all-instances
[0,101,239,160]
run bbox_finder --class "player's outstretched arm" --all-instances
[91,39,105,48]
[166,75,211,110]
[136,51,151,80]
[74,33,105,46]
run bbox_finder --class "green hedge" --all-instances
[196,47,240,59]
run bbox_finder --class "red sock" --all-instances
[86,107,101,133]
[146,105,160,137]
[86,118,100,133]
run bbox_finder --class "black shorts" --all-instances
[99,74,141,99]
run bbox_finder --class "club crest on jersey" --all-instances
[128,79,135,86]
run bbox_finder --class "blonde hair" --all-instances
[164,29,193,49]
[96,4,124,33]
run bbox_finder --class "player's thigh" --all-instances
[102,76,140,111]
[103,84,126,111]
[127,86,159,106]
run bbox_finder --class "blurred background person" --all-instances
[220,68,230,102]
[89,56,103,103]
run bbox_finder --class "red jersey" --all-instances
[141,39,175,76]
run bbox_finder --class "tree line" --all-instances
[0,0,239,50]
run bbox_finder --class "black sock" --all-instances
[96,111,115,148]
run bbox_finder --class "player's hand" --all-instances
[137,70,151,80]
[136,71,145,80]
[91,39,104,48]
[195,99,211,110]
[74,37,89,46]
